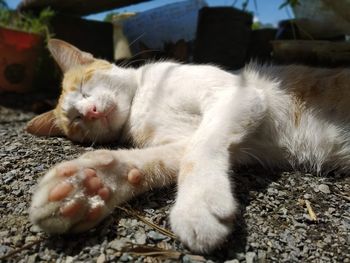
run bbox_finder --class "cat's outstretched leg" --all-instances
[170,85,267,253]
[30,142,183,234]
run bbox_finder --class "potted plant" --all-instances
[0,1,54,93]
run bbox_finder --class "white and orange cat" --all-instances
[27,39,350,253]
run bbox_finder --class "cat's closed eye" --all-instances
[71,115,82,124]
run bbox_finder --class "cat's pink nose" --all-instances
[85,106,103,120]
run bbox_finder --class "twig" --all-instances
[299,199,317,221]
[116,205,177,240]
[305,200,317,221]
[0,237,44,260]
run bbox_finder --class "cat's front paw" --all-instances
[29,150,141,233]
[170,178,238,253]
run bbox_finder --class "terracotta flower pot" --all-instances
[0,27,43,93]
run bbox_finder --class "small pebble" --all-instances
[119,253,131,262]
[134,231,147,245]
[303,193,312,199]
[25,236,38,243]
[0,245,10,255]
[147,230,167,241]
[65,256,74,263]
[29,225,41,233]
[245,252,256,263]
[318,184,331,194]
[27,253,38,263]
[258,249,267,263]
[96,253,106,263]
[109,238,129,251]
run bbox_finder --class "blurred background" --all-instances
[1,0,350,101]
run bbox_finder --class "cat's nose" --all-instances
[85,106,103,120]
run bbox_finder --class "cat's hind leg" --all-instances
[170,85,267,253]
[30,143,183,234]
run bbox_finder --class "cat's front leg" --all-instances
[170,86,267,253]
[30,142,183,234]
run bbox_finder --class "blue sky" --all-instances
[6,0,293,26]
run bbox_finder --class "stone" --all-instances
[303,193,312,199]
[96,253,106,263]
[258,249,267,263]
[134,231,147,245]
[29,225,41,233]
[119,253,131,262]
[147,230,167,241]
[318,184,330,194]
[0,245,9,255]
[245,252,256,263]
[27,254,38,263]
[65,256,75,263]
[109,238,129,251]
[25,236,38,243]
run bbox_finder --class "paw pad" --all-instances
[38,162,113,229]
[127,168,143,185]
[30,151,138,234]
[60,200,83,217]
[48,182,73,201]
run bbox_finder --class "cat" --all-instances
[26,39,350,253]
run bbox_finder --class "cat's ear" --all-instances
[26,110,64,137]
[48,39,95,72]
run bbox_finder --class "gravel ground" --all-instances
[0,99,349,263]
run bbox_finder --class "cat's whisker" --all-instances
[32,116,56,135]
[90,133,98,147]
[81,130,90,145]
[123,58,149,68]
[32,119,47,134]
[240,148,267,169]
[47,118,59,137]
[92,125,104,146]
[89,140,95,148]
[118,47,162,68]
[128,32,146,48]
[128,48,161,60]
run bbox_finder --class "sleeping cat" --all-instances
[27,39,350,253]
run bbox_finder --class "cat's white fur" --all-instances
[29,40,350,253]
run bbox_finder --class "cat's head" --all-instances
[26,39,134,143]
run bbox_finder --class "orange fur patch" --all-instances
[62,59,112,93]
[143,160,176,185]
[179,162,194,183]
[292,96,305,127]
[54,59,112,135]
[143,160,165,175]
[282,66,350,123]
[133,124,156,147]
